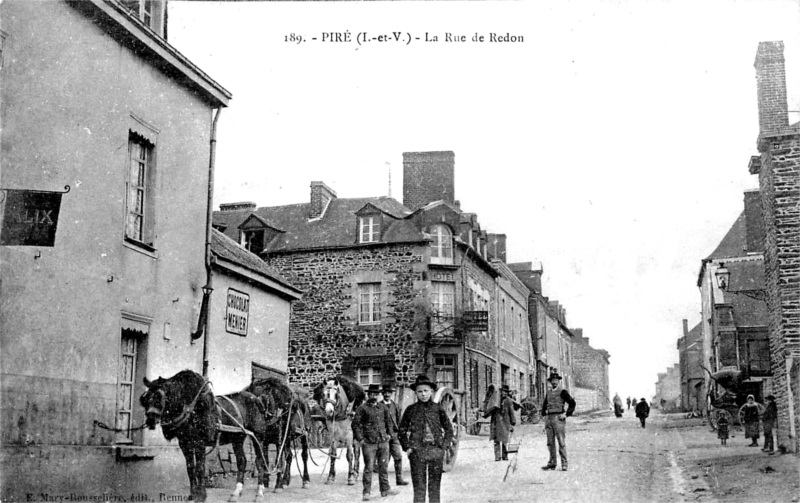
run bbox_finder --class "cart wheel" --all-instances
[520,399,539,424]
[434,387,460,472]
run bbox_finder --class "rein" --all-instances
[92,420,148,434]
[160,378,212,434]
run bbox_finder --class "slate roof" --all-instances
[722,259,767,328]
[214,196,427,253]
[210,229,300,294]
[706,211,747,260]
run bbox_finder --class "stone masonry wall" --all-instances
[572,337,610,409]
[265,244,424,389]
[758,133,800,453]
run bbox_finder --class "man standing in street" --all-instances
[382,383,409,486]
[541,372,576,472]
[399,374,454,503]
[762,395,777,454]
[635,397,650,428]
[626,396,632,410]
[352,384,399,501]
[491,384,516,461]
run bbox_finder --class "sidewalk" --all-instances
[660,413,800,503]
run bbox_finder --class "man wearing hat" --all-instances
[382,383,409,486]
[761,394,777,454]
[352,383,399,501]
[399,374,454,503]
[540,372,576,471]
[490,384,517,461]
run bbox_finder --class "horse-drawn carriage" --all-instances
[706,367,765,429]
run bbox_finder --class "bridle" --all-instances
[145,378,212,435]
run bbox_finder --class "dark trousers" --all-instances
[361,441,390,496]
[389,437,404,478]
[639,416,646,428]
[763,420,775,451]
[544,414,567,468]
[409,445,443,503]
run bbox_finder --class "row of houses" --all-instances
[212,151,612,422]
[0,0,610,497]
[659,40,799,455]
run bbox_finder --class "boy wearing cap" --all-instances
[382,384,409,486]
[353,383,399,501]
[399,374,454,503]
[540,372,576,471]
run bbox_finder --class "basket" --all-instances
[506,435,520,453]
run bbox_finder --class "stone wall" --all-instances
[572,335,610,408]
[265,244,424,389]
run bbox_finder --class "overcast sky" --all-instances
[168,0,800,400]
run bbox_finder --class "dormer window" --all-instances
[430,225,454,265]
[359,215,381,243]
[242,229,265,254]
[120,0,166,36]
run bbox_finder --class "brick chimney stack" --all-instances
[402,151,455,210]
[754,41,789,137]
[509,262,543,294]
[309,181,336,219]
[682,319,689,337]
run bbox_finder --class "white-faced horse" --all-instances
[312,375,364,485]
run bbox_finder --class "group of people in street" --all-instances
[612,392,650,427]
[718,394,778,453]
[352,374,454,502]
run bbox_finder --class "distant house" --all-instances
[0,0,230,496]
[571,329,611,413]
[214,151,536,424]
[677,320,704,413]
[654,365,681,411]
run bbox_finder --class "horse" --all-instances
[311,375,365,485]
[140,370,217,502]
[246,377,312,491]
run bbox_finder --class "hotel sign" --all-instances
[226,288,250,336]
[463,310,489,332]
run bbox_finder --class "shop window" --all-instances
[434,354,457,389]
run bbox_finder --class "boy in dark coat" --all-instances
[353,384,398,501]
[399,374,454,503]
[762,395,777,453]
[490,384,517,461]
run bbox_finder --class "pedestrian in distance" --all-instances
[540,372,576,472]
[761,395,777,454]
[741,394,761,447]
[635,398,650,428]
[398,374,454,503]
[717,414,729,445]
[490,384,516,461]
[352,383,399,501]
[626,396,631,410]
[381,384,409,486]
[613,393,624,418]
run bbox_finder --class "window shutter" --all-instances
[382,354,396,386]
[341,356,355,378]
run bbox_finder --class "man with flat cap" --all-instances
[540,372,576,471]
[353,383,398,501]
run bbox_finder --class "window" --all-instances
[511,306,516,343]
[430,281,455,337]
[430,225,453,264]
[243,229,266,254]
[120,0,165,36]
[501,299,506,340]
[117,319,148,444]
[357,366,382,386]
[747,339,771,374]
[485,364,494,391]
[434,354,457,389]
[359,283,382,324]
[470,359,480,408]
[359,215,381,243]
[125,133,155,247]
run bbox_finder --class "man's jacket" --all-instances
[541,387,577,416]
[384,400,402,439]
[398,400,454,451]
[352,401,394,444]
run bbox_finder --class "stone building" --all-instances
[654,364,681,411]
[749,40,800,453]
[677,320,705,413]
[697,191,771,409]
[214,151,531,421]
[0,0,230,496]
[571,329,611,413]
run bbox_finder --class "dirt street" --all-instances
[205,409,799,502]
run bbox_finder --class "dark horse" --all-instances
[311,375,365,485]
[246,377,312,492]
[140,370,217,502]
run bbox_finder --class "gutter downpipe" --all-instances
[201,107,221,378]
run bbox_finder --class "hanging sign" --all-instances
[0,186,69,246]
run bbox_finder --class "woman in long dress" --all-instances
[740,395,761,447]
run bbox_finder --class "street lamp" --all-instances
[714,262,767,302]
[201,285,214,296]
[715,264,730,290]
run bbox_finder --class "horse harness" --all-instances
[159,378,213,436]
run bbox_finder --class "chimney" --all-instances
[743,190,765,253]
[309,181,336,220]
[754,41,789,137]
[219,202,256,212]
[509,262,543,294]
[402,151,455,210]
[682,319,689,337]
[487,233,507,262]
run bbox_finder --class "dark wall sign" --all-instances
[0,186,69,247]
